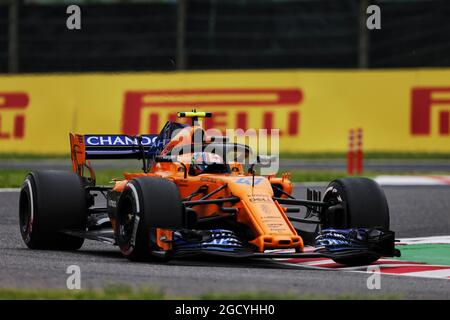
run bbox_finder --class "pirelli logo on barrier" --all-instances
[0,92,29,140]
[122,89,303,136]
[0,70,450,154]
[411,87,450,136]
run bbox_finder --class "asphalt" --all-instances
[0,185,449,299]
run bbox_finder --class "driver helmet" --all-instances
[190,152,224,175]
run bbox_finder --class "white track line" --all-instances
[375,175,450,186]
[398,235,450,244]
[395,269,450,279]
[0,188,20,192]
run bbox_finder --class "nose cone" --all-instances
[224,175,302,252]
[226,176,274,196]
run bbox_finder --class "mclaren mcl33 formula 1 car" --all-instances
[19,112,400,266]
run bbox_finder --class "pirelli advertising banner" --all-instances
[0,69,450,154]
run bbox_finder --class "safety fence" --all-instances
[1,0,450,73]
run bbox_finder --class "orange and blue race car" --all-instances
[18,112,400,266]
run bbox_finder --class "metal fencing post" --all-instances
[358,0,369,68]
[176,0,187,70]
[8,0,19,73]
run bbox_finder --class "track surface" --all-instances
[0,185,449,299]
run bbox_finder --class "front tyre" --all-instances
[322,177,390,265]
[116,177,184,262]
[19,171,87,250]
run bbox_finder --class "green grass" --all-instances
[2,168,450,188]
[91,168,138,185]
[0,169,136,188]
[0,169,30,188]
[0,285,402,300]
[280,151,450,160]
[0,153,69,160]
[0,169,367,188]
[0,285,165,300]
[289,170,360,182]
[2,151,450,160]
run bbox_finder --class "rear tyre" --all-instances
[321,177,390,265]
[116,177,184,261]
[19,171,87,250]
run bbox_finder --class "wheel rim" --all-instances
[19,181,34,241]
[117,194,137,254]
[322,185,346,229]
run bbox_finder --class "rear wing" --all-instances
[69,121,187,174]
[69,133,166,173]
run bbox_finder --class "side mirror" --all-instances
[155,155,178,163]
[256,155,277,168]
